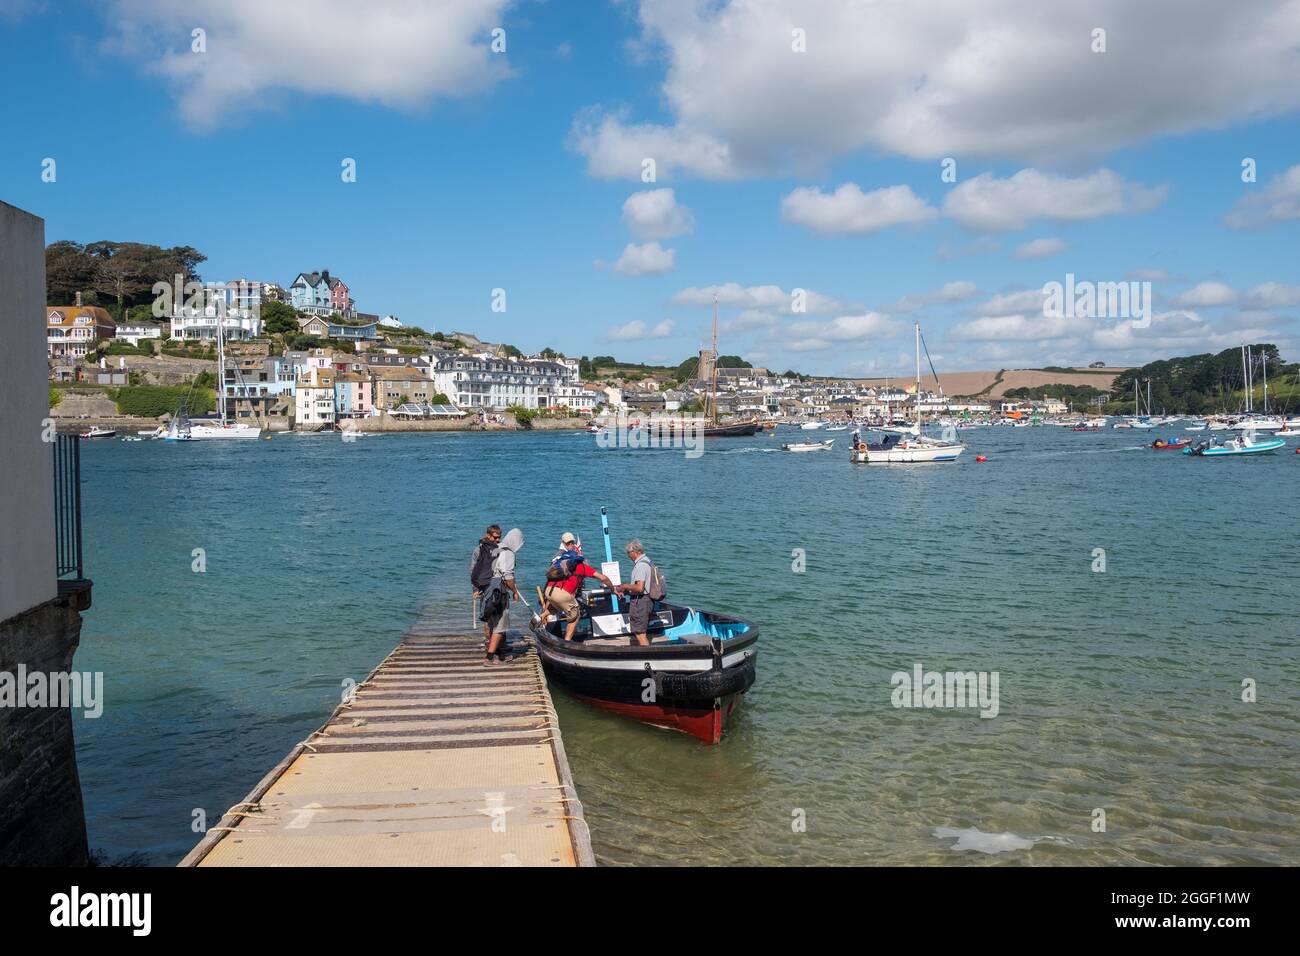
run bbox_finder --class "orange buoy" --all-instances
[975,455,987,462]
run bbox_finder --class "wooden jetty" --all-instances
[180,618,595,867]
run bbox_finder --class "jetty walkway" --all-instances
[180,614,594,867]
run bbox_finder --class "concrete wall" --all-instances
[0,201,56,625]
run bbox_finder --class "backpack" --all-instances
[479,585,508,623]
[545,549,583,583]
[646,560,666,601]
[470,540,496,590]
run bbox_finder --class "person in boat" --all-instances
[615,539,664,647]
[543,533,614,642]
[481,528,524,666]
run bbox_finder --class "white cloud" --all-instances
[571,1,1300,178]
[600,242,676,277]
[1174,281,1237,307]
[604,319,675,342]
[786,312,904,351]
[1015,237,1068,259]
[976,289,1052,317]
[622,188,695,240]
[1246,281,1300,308]
[944,169,1167,231]
[569,108,736,180]
[104,0,512,130]
[727,309,778,331]
[1225,164,1300,229]
[950,313,1086,343]
[670,283,844,315]
[887,280,978,313]
[780,183,938,235]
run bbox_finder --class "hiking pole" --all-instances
[601,506,619,613]
[516,591,543,627]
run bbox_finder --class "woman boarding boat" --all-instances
[530,511,758,744]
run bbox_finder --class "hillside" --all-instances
[848,367,1128,399]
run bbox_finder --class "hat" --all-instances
[560,531,578,546]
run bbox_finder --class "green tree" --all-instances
[262,300,300,335]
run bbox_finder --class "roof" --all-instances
[47,306,115,328]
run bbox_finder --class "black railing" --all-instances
[53,433,84,580]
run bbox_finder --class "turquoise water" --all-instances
[72,427,1300,865]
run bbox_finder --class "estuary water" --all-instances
[71,426,1300,865]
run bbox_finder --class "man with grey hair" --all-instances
[616,538,665,647]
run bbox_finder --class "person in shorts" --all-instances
[617,539,655,647]
[544,532,613,642]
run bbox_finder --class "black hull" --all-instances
[703,422,760,437]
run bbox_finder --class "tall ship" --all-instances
[849,323,965,463]
[699,294,760,437]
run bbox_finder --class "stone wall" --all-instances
[0,589,92,866]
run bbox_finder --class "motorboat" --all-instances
[1184,434,1286,457]
[799,420,828,430]
[79,426,116,439]
[1150,438,1190,451]
[783,439,835,452]
[849,430,963,463]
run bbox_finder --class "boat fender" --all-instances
[975,455,987,462]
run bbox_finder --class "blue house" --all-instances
[289,270,335,315]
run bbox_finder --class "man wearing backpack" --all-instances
[616,538,665,647]
[470,525,502,646]
[543,533,613,642]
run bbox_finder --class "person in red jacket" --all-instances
[544,533,613,641]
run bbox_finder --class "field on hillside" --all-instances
[851,368,1127,398]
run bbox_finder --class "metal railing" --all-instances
[53,433,84,580]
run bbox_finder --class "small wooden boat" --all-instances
[1150,438,1190,450]
[1071,425,1102,432]
[531,589,758,744]
[783,439,835,452]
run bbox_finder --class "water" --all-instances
[71,427,1300,865]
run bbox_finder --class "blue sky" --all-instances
[3,0,1299,375]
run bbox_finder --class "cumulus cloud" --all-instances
[102,0,512,130]
[621,188,695,240]
[780,183,938,235]
[976,288,1052,317]
[786,312,904,351]
[570,1,1300,178]
[1225,163,1300,229]
[670,283,845,315]
[1015,237,1068,259]
[944,169,1167,231]
[727,309,779,331]
[1173,281,1237,307]
[599,242,676,276]
[1246,281,1300,308]
[604,319,675,342]
[886,280,978,313]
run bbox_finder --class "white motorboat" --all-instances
[799,420,828,430]
[783,439,835,452]
[80,426,117,439]
[188,420,263,440]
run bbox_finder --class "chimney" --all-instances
[75,291,82,307]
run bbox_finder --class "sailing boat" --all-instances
[849,323,965,463]
[699,294,759,437]
[1233,345,1283,432]
[186,298,261,440]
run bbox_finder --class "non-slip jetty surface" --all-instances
[180,619,594,867]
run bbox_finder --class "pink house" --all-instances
[328,276,353,317]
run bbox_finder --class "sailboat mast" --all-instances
[1242,345,1250,413]
[215,287,226,421]
[709,292,719,424]
[1263,351,1269,415]
[915,322,922,433]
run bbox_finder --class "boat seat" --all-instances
[669,633,715,646]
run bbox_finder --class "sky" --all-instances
[2,0,1299,377]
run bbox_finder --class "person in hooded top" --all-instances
[482,528,524,665]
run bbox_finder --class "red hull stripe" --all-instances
[570,693,742,744]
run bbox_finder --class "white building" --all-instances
[379,315,404,329]
[295,366,337,427]
[116,321,163,346]
[170,305,262,341]
[432,352,587,411]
